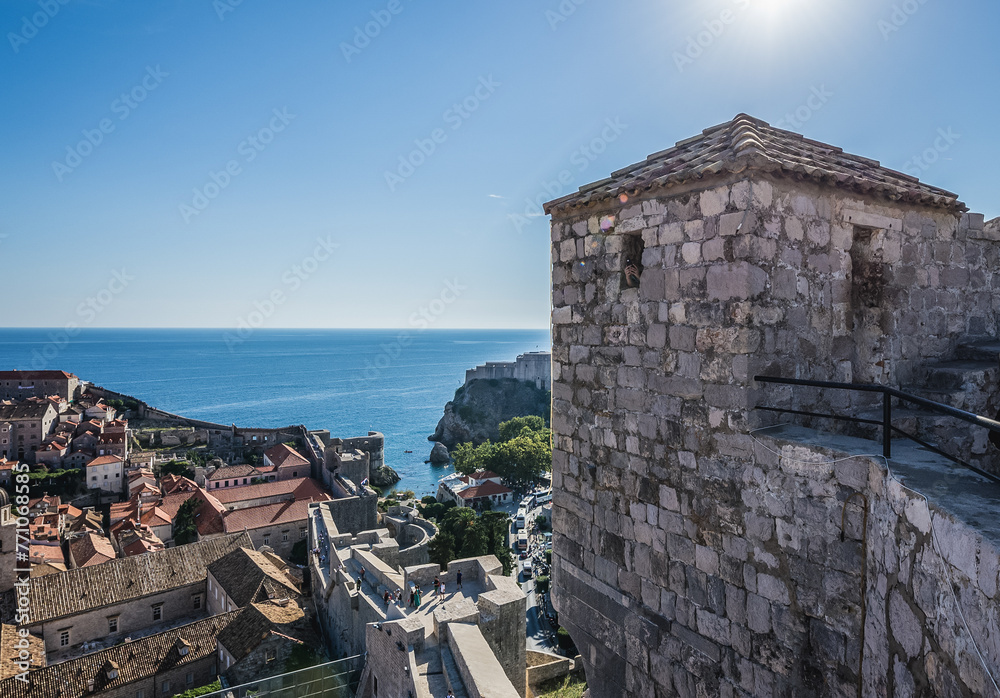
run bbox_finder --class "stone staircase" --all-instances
[411,632,469,698]
[889,338,1000,474]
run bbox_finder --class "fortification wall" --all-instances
[548,171,1000,696]
[465,352,552,390]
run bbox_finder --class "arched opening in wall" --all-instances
[622,232,644,289]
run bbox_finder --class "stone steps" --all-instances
[440,640,469,697]
[956,339,1000,363]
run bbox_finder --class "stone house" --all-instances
[216,598,320,683]
[0,611,238,698]
[544,114,1000,696]
[205,463,262,490]
[263,442,311,480]
[85,454,124,493]
[206,547,301,616]
[25,531,252,661]
[221,499,312,559]
[0,402,57,463]
[0,370,80,403]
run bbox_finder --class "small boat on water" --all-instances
[404,450,413,453]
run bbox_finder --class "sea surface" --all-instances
[0,328,551,497]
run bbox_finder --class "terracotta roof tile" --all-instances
[544,113,967,215]
[212,477,329,505]
[26,532,252,625]
[457,480,511,500]
[69,532,116,568]
[216,600,314,662]
[207,548,300,608]
[263,443,310,469]
[0,612,238,698]
[222,499,313,534]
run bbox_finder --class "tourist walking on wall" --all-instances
[457,570,463,589]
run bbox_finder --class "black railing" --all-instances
[753,375,1000,484]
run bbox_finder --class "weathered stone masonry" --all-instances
[544,114,1000,697]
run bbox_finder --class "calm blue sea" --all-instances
[0,328,551,497]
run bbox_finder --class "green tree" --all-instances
[173,497,199,546]
[498,415,546,441]
[459,522,487,558]
[428,531,455,568]
[535,575,550,594]
[481,511,514,575]
[290,539,308,566]
[172,679,221,698]
[451,417,551,489]
[285,644,322,672]
[159,460,194,479]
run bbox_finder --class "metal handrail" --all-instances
[753,374,1000,483]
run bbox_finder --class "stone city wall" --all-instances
[548,171,1000,696]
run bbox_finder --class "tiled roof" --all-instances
[160,474,200,495]
[207,463,260,481]
[28,544,64,564]
[264,443,310,468]
[118,528,165,557]
[470,470,501,481]
[457,480,511,500]
[69,532,116,568]
[86,455,122,467]
[544,113,967,215]
[0,612,238,698]
[216,600,311,662]
[0,370,76,381]
[207,547,299,608]
[156,488,227,537]
[212,477,329,505]
[0,403,53,420]
[0,624,45,680]
[223,499,312,534]
[26,531,252,625]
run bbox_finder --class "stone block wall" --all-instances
[547,172,1000,696]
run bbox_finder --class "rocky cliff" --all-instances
[428,378,551,448]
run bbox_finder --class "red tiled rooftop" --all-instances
[263,443,310,468]
[86,455,122,467]
[212,477,330,505]
[457,480,511,500]
[70,532,116,568]
[223,499,313,533]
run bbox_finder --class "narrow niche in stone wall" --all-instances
[622,232,644,288]
[850,225,889,385]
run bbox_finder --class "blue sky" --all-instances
[1,0,997,330]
